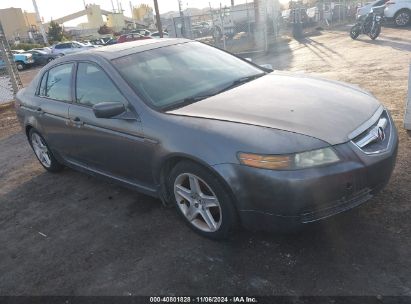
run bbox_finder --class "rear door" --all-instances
[66,61,151,185]
[32,63,75,160]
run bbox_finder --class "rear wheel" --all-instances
[350,25,360,39]
[169,161,237,239]
[28,129,63,173]
[394,10,410,27]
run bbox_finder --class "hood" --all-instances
[168,72,381,145]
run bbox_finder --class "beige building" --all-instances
[0,7,41,41]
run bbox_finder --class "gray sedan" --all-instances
[15,39,398,239]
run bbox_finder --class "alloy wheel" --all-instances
[395,12,410,26]
[174,173,222,232]
[31,133,51,168]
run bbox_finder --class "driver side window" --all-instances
[75,62,127,107]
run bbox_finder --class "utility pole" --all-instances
[32,0,48,45]
[153,0,163,37]
[178,0,186,37]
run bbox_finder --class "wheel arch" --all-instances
[25,124,34,139]
[157,153,239,212]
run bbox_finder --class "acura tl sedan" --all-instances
[15,39,398,239]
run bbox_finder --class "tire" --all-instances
[47,57,54,63]
[168,161,237,240]
[16,61,25,71]
[394,9,410,27]
[350,25,360,39]
[369,24,381,40]
[28,129,64,173]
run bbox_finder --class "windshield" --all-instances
[113,41,264,110]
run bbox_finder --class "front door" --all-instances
[66,62,152,187]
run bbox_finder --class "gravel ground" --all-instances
[0,26,410,296]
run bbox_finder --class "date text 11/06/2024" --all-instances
[149,297,258,303]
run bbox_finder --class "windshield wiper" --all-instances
[163,94,214,111]
[217,73,266,94]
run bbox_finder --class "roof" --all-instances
[86,38,191,60]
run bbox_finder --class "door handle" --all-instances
[70,117,84,127]
[35,107,44,114]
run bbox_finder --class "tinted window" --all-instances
[113,41,263,109]
[44,63,73,101]
[76,62,126,107]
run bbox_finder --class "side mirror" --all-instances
[259,63,274,72]
[93,102,126,119]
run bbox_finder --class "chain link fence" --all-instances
[160,0,355,54]
[281,0,357,37]
[0,22,23,105]
[161,0,281,54]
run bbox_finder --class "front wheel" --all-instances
[16,61,25,71]
[169,161,238,239]
[28,129,64,172]
[369,24,381,40]
[350,25,360,39]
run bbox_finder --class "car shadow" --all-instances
[357,36,411,52]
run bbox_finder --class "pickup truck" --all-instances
[0,52,34,71]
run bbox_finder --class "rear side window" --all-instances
[75,62,126,107]
[43,63,74,101]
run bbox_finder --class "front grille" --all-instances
[300,188,373,223]
[352,110,391,154]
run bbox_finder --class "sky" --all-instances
[0,0,253,26]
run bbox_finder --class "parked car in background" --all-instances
[104,38,118,45]
[117,33,152,43]
[15,39,398,239]
[51,41,96,55]
[357,0,387,17]
[130,29,151,36]
[11,50,26,54]
[89,39,106,46]
[33,47,52,54]
[385,0,411,26]
[24,50,62,66]
[1,52,34,70]
[150,31,169,39]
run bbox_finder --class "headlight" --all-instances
[238,147,340,170]
[375,15,382,21]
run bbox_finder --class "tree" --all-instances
[97,24,113,35]
[48,21,63,43]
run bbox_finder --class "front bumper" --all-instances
[212,126,398,231]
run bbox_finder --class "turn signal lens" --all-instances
[238,148,339,170]
[238,153,291,170]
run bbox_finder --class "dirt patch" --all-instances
[0,105,20,140]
